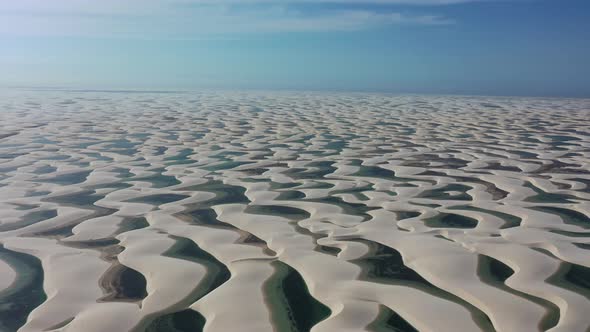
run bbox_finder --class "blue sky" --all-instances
[1,0,589,97]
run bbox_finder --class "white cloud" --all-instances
[0,0,460,38]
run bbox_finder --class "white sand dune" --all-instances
[0,91,589,332]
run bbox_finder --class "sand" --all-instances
[0,90,589,332]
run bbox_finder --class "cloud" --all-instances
[0,0,491,12]
[0,0,459,38]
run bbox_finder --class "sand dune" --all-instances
[0,91,589,331]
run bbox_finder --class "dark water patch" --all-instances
[546,261,590,301]
[25,190,51,197]
[117,217,150,234]
[46,317,75,330]
[195,181,251,206]
[276,190,306,200]
[129,132,151,139]
[424,213,478,229]
[268,182,299,190]
[350,191,370,201]
[348,159,363,167]
[510,150,538,159]
[304,181,334,189]
[548,135,581,142]
[531,206,589,229]
[240,177,271,184]
[239,233,276,256]
[12,203,39,211]
[250,152,276,161]
[531,160,586,175]
[33,165,57,175]
[395,183,418,188]
[481,162,521,172]
[324,139,347,151]
[300,149,331,157]
[0,167,18,176]
[420,155,469,169]
[290,135,315,145]
[65,238,120,249]
[419,184,473,201]
[0,209,58,232]
[246,205,311,220]
[395,211,421,220]
[478,255,514,283]
[0,246,47,332]
[238,167,268,176]
[481,103,502,109]
[355,166,397,181]
[451,176,509,200]
[0,132,18,140]
[153,146,168,156]
[180,208,238,231]
[112,167,134,179]
[0,152,28,159]
[524,183,577,204]
[551,181,572,190]
[550,230,590,238]
[43,191,118,224]
[265,261,331,332]
[447,206,521,229]
[366,305,417,332]
[44,190,102,206]
[242,233,265,245]
[144,309,206,332]
[212,150,247,158]
[350,239,494,331]
[305,196,376,221]
[574,243,590,250]
[351,239,430,284]
[434,234,454,242]
[571,178,590,194]
[38,170,92,185]
[292,223,327,243]
[164,149,195,165]
[73,141,101,149]
[141,237,230,331]
[127,193,189,206]
[203,161,253,172]
[30,221,78,239]
[130,173,181,189]
[477,255,559,330]
[410,202,441,208]
[405,161,434,168]
[354,165,401,181]
[164,237,231,299]
[330,186,374,201]
[102,139,139,156]
[80,152,114,162]
[73,161,91,167]
[89,182,133,190]
[100,263,148,302]
[317,245,341,256]
[284,161,336,180]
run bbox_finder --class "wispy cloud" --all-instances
[0,0,465,38]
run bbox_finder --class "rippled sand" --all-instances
[0,91,589,332]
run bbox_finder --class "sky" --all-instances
[0,0,589,97]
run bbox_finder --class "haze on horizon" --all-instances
[1,0,589,97]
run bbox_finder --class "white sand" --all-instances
[0,91,589,332]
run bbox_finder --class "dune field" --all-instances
[0,91,589,332]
